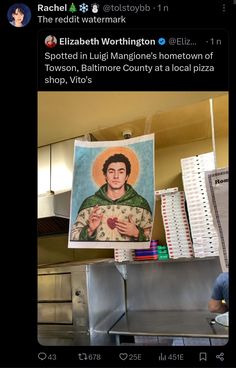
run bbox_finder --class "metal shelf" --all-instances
[115,256,219,265]
[109,310,228,339]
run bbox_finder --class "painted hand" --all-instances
[88,205,103,236]
[116,215,139,238]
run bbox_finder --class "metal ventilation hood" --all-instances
[37,135,93,236]
[37,191,71,236]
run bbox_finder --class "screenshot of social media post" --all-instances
[3,0,234,367]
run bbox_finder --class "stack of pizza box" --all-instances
[181,152,219,257]
[161,191,194,259]
[114,249,135,262]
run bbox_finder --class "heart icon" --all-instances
[107,217,118,229]
[119,353,128,361]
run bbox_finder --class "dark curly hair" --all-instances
[102,153,131,176]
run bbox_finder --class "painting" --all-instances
[68,134,155,248]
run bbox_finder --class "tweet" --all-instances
[1,0,234,367]
[38,30,228,90]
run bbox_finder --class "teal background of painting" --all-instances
[71,139,155,223]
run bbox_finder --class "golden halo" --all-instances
[92,146,139,187]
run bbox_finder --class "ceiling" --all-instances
[38,91,228,147]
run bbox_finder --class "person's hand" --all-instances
[116,215,139,238]
[87,205,103,236]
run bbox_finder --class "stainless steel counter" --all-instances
[38,259,125,346]
[109,310,228,339]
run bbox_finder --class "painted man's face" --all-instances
[105,162,129,190]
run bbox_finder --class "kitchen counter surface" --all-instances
[109,310,228,338]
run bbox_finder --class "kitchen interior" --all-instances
[38,91,228,346]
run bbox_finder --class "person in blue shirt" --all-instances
[208,272,229,313]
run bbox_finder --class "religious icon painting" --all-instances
[68,134,155,249]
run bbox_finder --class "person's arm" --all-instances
[209,273,229,313]
[71,211,89,240]
[137,208,153,241]
[208,298,228,313]
[71,206,102,241]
